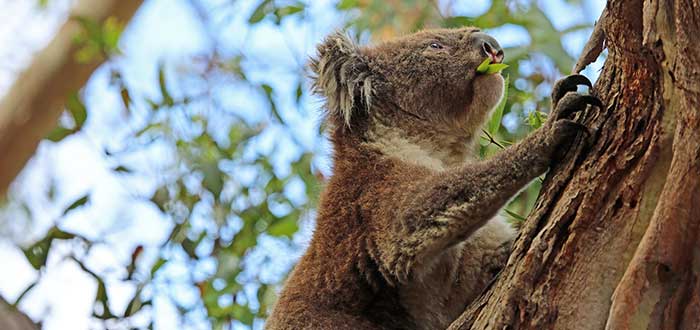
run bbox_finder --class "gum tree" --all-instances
[450,0,700,329]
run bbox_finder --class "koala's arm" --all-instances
[376,75,602,283]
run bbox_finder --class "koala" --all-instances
[266,27,601,330]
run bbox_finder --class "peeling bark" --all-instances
[0,0,143,196]
[450,0,700,329]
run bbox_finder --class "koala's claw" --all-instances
[552,74,594,107]
[553,119,588,137]
[553,93,603,120]
[548,119,591,160]
[565,120,591,139]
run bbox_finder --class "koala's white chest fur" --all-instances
[365,124,447,171]
[364,120,474,171]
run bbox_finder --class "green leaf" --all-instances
[442,16,473,28]
[46,126,75,142]
[487,75,509,135]
[504,208,527,222]
[112,165,132,173]
[150,258,167,277]
[63,194,89,216]
[527,110,547,129]
[157,63,174,107]
[66,93,88,128]
[181,237,199,260]
[275,4,304,19]
[101,17,124,54]
[150,186,169,212]
[267,215,298,238]
[49,226,76,240]
[337,0,359,10]
[93,279,115,320]
[71,16,123,61]
[257,284,277,317]
[124,294,148,317]
[295,81,303,105]
[231,223,257,256]
[261,84,284,123]
[135,122,163,137]
[231,304,255,325]
[22,239,50,269]
[249,0,272,24]
[485,63,509,74]
[477,58,509,74]
[96,280,107,303]
[202,162,224,199]
[74,44,101,63]
[20,226,75,270]
[476,58,491,73]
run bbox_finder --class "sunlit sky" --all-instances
[0,0,605,329]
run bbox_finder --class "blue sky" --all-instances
[0,0,605,329]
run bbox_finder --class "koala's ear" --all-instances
[309,31,375,127]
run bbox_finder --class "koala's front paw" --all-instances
[544,75,603,160]
[551,74,594,108]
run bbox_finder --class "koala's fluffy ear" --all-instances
[310,32,374,127]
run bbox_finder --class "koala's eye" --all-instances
[429,42,443,49]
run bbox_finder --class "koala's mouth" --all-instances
[475,37,506,75]
[483,40,504,64]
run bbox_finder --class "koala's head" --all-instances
[310,27,505,138]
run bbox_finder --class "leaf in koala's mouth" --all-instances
[476,58,509,74]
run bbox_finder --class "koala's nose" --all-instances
[473,32,504,64]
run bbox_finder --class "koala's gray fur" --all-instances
[266,28,601,330]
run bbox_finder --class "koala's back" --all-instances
[266,144,412,329]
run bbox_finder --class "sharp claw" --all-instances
[563,74,593,89]
[570,121,590,137]
[555,94,604,119]
[552,74,595,105]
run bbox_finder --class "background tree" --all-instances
[0,1,614,329]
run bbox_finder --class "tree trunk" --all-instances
[0,0,143,196]
[450,0,700,329]
[0,297,38,330]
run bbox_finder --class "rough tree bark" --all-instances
[449,0,699,329]
[0,0,143,196]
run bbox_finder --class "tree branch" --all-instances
[0,0,144,196]
[0,296,38,330]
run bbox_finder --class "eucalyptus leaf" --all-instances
[249,0,273,23]
[476,58,491,73]
[46,126,75,142]
[486,63,509,74]
[63,194,90,216]
[487,76,509,135]
[66,93,87,128]
[267,215,298,238]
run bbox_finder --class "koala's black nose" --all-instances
[473,32,504,63]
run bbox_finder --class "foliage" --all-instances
[3,0,596,329]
